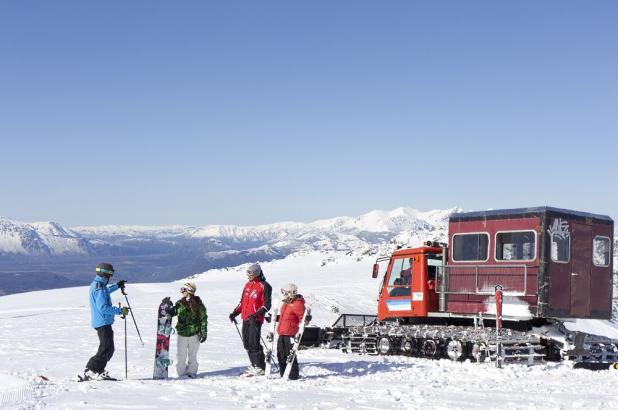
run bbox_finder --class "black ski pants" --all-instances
[86,324,115,373]
[277,335,299,380]
[242,317,265,370]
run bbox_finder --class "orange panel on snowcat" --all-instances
[377,247,441,321]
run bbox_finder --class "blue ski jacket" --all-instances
[89,275,122,329]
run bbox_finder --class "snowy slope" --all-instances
[2,252,618,409]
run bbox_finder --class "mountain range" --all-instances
[0,207,454,295]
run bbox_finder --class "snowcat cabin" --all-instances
[445,207,614,320]
[374,244,444,321]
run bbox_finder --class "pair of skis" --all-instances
[264,298,312,380]
[264,303,280,378]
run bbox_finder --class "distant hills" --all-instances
[0,208,454,295]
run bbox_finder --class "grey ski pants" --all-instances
[177,334,200,377]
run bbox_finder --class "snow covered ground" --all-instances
[1,252,618,409]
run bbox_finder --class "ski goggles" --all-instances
[96,267,114,275]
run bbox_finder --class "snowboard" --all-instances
[153,297,174,379]
[264,302,280,379]
[282,300,312,380]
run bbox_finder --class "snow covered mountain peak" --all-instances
[0,217,89,256]
[0,207,457,258]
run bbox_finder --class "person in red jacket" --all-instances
[276,283,311,380]
[229,263,272,376]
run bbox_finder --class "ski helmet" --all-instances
[95,262,114,277]
[246,263,262,278]
[281,283,298,300]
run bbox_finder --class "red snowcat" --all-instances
[329,206,616,365]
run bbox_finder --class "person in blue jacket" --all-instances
[83,262,129,381]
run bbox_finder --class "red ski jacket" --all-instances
[232,276,272,323]
[277,295,305,336]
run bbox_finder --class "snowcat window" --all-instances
[495,231,536,261]
[550,233,570,263]
[452,233,489,262]
[426,256,442,279]
[387,258,411,296]
[592,236,611,267]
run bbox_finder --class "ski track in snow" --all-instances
[1,252,618,409]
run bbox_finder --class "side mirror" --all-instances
[372,263,380,278]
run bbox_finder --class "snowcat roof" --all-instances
[450,206,613,225]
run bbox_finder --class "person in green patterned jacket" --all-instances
[168,282,208,378]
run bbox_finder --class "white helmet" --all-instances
[281,283,298,299]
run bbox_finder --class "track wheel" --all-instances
[446,339,464,361]
[377,336,391,355]
[422,339,437,358]
[401,338,414,355]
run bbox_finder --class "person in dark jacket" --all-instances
[276,283,311,380]
[229,263,272,376]
[83,262,129,381]
[168,282,208,378]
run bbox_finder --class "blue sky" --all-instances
[1,1,617,226]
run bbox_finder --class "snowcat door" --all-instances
[379,257,414,320]
[570,223,592,317]
[425,254,442,313]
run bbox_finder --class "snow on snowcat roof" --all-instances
[450,206,613,224]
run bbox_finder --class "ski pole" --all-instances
[119,302,128,379]
[125,312,128,379]
[232,318,243,342]
[121,287,144,346]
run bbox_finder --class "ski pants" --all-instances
[242,318,265,370]
[277,335,299,380]
[177,334,200,377]
[86,324,115,373]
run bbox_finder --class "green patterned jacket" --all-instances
[170,296,208,337]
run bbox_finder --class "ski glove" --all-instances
[116,280,126,290]
[305,314,312,324]
[120,307,130,317]
[257,307,268,316]
[199,334,207,343]
[229,312,239,322]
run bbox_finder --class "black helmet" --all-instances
[96,262,115,277]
